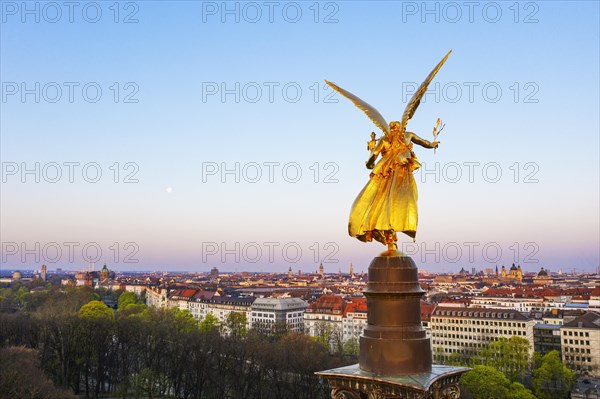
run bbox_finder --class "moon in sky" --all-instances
[165,187,172,193]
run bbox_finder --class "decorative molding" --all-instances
[322,372,464,399]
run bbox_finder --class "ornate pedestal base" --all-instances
[316,364,468,399]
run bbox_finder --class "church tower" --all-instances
[509,263,518,279]
[100,264,109,281]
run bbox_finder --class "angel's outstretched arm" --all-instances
[407,131,438,149]
[366,138,385,169]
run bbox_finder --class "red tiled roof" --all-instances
[307,295,345,314]
[481,286,593,299]
[192,290,216,301]
[421,302,436,321]
[180,289,197,298]
[343,297,367,317]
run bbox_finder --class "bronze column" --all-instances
[359,253,431,375]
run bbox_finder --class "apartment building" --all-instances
[304,295,345,340]
[250,297,307,334]
[341,297,367,342]
[430,307,535,363]
[190,294,255,330]
[561,312,600,377]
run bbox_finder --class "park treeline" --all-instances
[0,282,350,399]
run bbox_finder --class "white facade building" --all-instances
[430,307,535,363]
[190,296,254,330]
[146,286,168,308]
[250,297,307,334]
[342,309,367,342]
[561,312,600,377]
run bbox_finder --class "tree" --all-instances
[532,351,544,369]
[265,333,341,399]
[507,382,537,399]
[0,287,19,311]
[199,313,221,333]
[343,337,359,357]
[79,300,114,320]
[0,312,39,348]
[481,337,531,382]
[119,302,147,316]
[531,350,574,399]
[226,312,248,338]
[36,286,99,318]
[174,309,197,333]
[433,346,446,364]
[447,351,468,367]
[330,328,344,355]
[0,346,77,399]
[461,365,511,399]
[460,366,536,399]
[117,292,138,310]
[78,300,115,398]
[314,320,334,348]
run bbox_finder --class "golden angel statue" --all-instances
[326,50,451,252]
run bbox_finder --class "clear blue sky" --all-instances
[1,1,598,273]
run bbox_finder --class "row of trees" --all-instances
[434,337,575,399]
[0,286,352,399]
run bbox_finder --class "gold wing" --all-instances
[325,80,390,136]
[400,50,452,133]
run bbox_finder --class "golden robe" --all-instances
[348,135,422,244]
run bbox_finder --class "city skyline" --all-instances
[1,262,597,277]
[2,2,599,272]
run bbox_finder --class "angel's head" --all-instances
[370,132,376,140]
[389,121,402,136]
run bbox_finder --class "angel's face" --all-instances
[389,122,401,135]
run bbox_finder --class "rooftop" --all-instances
[562,312,600,330]
[252,297,307,310]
